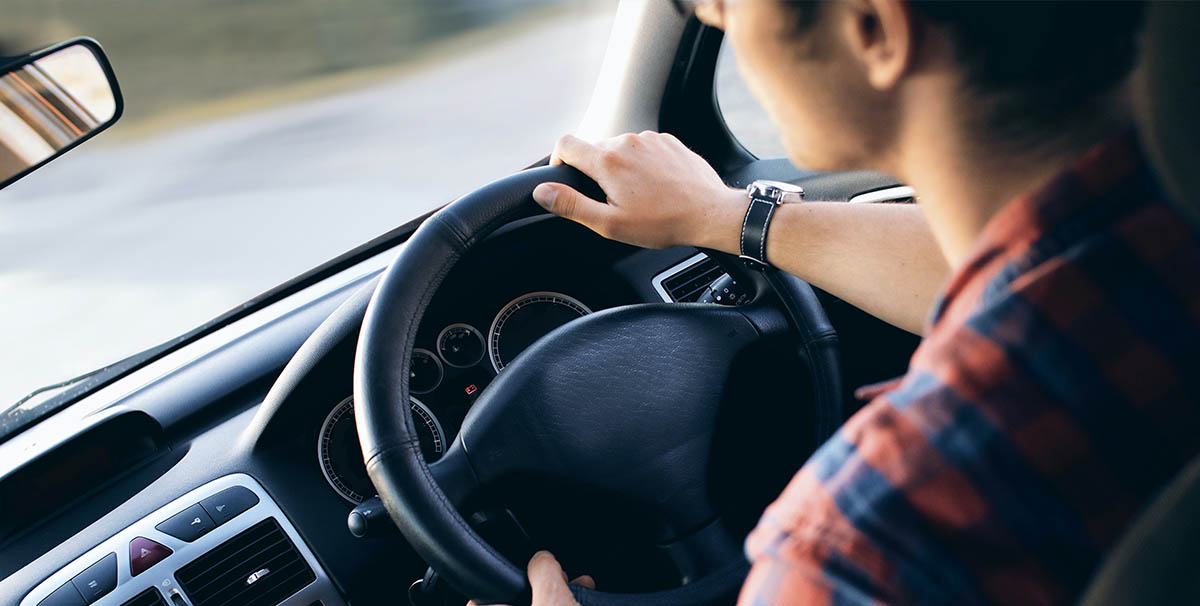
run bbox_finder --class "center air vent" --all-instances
[175,518,315,606]
[652,253,725,302]
[121,588,167,606]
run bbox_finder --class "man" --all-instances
[514,1,1200,604]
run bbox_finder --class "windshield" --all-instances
[0,1,611,418]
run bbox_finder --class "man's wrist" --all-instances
[692,187,747,254]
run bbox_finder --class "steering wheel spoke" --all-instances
[428,439,480,508]
[659,518,745,585]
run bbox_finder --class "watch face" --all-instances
[749,180,805,202]
[755,180,804,193]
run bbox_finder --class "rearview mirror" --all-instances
[0,38,122,191]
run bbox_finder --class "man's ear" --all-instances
[845,0,915,90]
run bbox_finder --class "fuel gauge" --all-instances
[409,348,443,394]
[437,323,485,368]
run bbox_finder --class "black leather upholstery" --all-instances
[765,271,843,444]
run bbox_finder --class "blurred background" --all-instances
[0,0,617,408]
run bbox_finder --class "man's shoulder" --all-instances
[901,223,1197,433]
[955,194,1200,400]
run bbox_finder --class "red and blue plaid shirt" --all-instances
[739,131,1200,605]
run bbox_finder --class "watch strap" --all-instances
[739,196,778,270]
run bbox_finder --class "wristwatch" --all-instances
[739,180,804,270]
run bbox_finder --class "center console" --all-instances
[21,474,344,606]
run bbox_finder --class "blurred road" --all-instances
[0,8,613,406]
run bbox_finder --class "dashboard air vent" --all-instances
[653,254,725,302]
[121,588,167,606]
[175,518,315,606]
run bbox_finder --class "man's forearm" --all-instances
[769,202,947,334]
[703,194,948,335]
[531,133,949,335]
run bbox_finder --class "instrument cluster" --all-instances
[318,289,595,504]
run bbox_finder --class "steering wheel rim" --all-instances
[353,165,842,605]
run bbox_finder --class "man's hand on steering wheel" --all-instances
[467,552,594,606]
[533,132,745,254]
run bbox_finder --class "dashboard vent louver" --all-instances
[175,518,315,606]
[658,255,724,302]
[121,588,167,606]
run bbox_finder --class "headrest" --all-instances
[1133,2,1200,226]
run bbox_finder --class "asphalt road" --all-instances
[0,9,614,407]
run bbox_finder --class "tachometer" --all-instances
[488,291,591,372]
[318,395,445,504]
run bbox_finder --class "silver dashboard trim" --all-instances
[847,185,916,204]
[318,395,443,505]
[409,347,443,395]
[650,252,710,303]
[487,291,592,374]
[435,322,485,369]
[20,473,345,606]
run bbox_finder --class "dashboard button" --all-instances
[199,486,259,525]
[37,582,84,606]
[129,536,172,576]
[155,504,215,542]
[70,553,116,603]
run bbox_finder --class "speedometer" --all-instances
[488,291,591,372]
[318,395,445,504]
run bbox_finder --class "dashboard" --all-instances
[1,212,920,606]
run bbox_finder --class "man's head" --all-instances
[696,0,1145,174]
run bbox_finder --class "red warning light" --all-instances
[464,384,478,395]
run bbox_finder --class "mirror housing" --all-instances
[0,37,122,191]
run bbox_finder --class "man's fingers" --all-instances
[569,575,596,590]
[550,134,605,173]
[532,183,614,233]
[528,551,578,605]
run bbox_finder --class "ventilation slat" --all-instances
[121,588,167,606]
[175,518,315,606]
[659,255,725,302]
[190,535,290,595]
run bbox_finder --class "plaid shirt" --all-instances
[739,131,1200,605]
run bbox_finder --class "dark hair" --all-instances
[781,1,1147,146]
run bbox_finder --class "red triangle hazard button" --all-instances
[129,536,172,576]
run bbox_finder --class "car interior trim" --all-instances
[20,473,344,606]
[486,291,593,373]
[576,0,688,140]
[650,252,711,303]
[0,268,381,484]
[847,185,917,204]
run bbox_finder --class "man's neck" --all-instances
[893,84,1131,267]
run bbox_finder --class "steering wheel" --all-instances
[353,165,842,605]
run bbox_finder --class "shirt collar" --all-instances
[925,128,1143,331]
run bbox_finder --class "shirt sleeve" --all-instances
[737,387,994,606]
[736,465,895,606]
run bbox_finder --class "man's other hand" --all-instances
[467,551,595,606]
[533,132,745,253]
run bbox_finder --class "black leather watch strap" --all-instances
[739,196,778,270]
